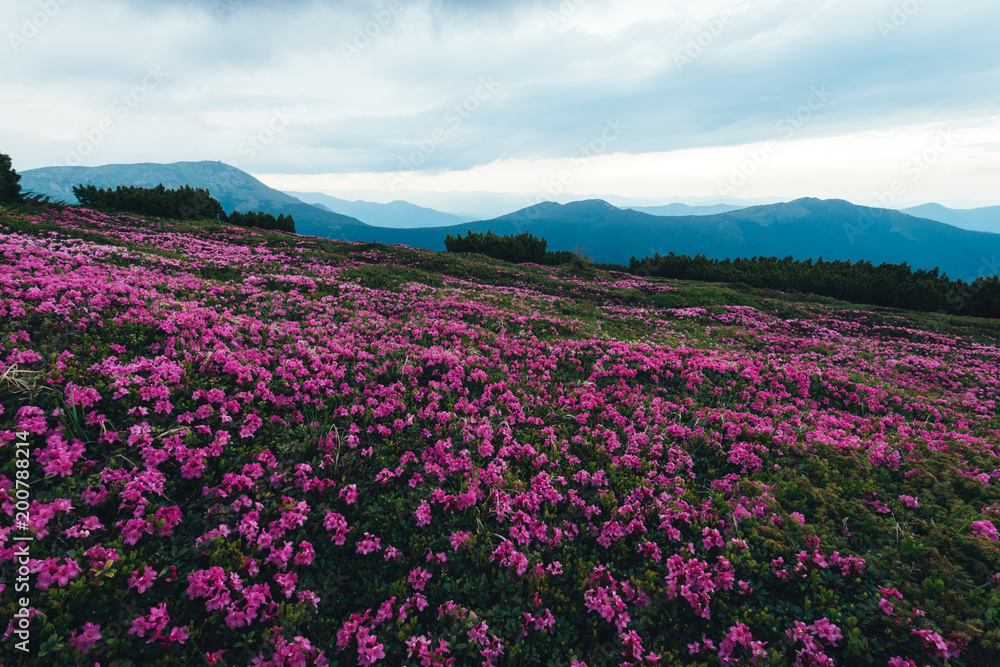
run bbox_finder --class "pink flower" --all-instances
[810,618,842,645]
[167,625,189,644]
[888,658,917,667]
[356,532,383,555]
[898,495,919,508]
[415,500,432,526]
[971,520,999,541]
[239,412,263,438]
[357,628,386,666]
[128,603,170,642]
[294,541,315,566]
[340,484,358,505]
[128,566,157,593]
[449,531,472,550]
[878,597,894,615]
[274,572,298,598]
[65,382,102,409]
[911,629,952,659]
[408,567,432,591]
[70,622,102,654]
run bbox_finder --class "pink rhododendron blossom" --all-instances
[128,566,157,593]
[971,520,999,541]
[70,622,102,654]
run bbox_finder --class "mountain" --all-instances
[286,191,476,228]
[361,198,1000,280]
[18,161,373,239]
[17,161,1000,280]
[901,203,1000,234]
[626,203,746,216]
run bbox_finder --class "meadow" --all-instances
[1,203,999,666]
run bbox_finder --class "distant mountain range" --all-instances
[361,198,1000,280]
[18,161,372,240]
[17,160,1000,280]
[286,191,476,228]
[626,203,746,216]
[900,203,1000,234]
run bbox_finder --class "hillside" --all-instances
[286,191,476,229]
[2,202,1000,665]
[18,161,373,240]
[20,161,1000,281]
[365,198,1000,281]
[627,203,746,216]
[902,203,1000,234]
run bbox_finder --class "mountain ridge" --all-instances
[17,160,1000,280]
[18,161,373,239]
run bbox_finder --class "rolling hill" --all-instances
[362,198,1000,280]
[286,191,475,228]
[626,203,746,216]
[18,161,373,239]
[901,202,1000,234]
[17,161,1000,280]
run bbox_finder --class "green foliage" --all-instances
[626,251,1000,319]
[340,265,444,291]
[0,151,22,204]
[73,183,225,221]
[224,209,295,233]
[445,229,577,266]
[71,183,294,233]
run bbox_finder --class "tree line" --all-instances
[444,230,576,266]
[442,227,1000,319]
[72,184,294,233]
[623,252,1000,319]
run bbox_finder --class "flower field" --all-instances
[1,203,1000,666]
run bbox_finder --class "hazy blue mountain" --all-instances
[357,198,1000,280]
[286,191,476,228]
[626,203,746,216]
[17,161,1000,280]
[901,203,1000,234]
[18,161,372,239]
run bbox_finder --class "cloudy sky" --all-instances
[3,0,999,208]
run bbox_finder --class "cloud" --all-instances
[3,0,999,204]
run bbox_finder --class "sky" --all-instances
[3,0,1000,209]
